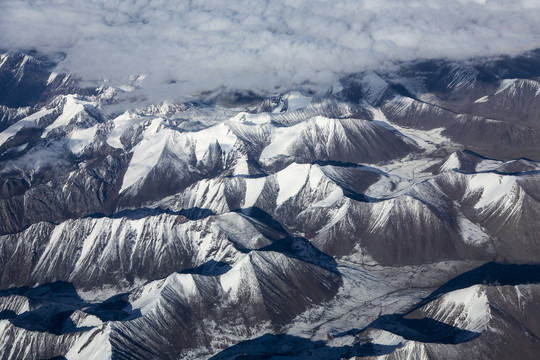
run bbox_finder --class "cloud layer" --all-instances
[2,0,540,99]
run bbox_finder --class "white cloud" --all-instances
[2,0,540,99]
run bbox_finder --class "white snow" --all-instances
[66,324,112,360]
[495,79,540,97]
[369,105,452,153]
[46,72,58,85]
[190,122,237,162]
[275,163,310,206]
[457,215,491,246]
[440,153,460,172]
[13,55,31,81]
[230,111,272,125]
[0,295,29,315]
[308,165,325,189]
[317,200,350,233]
[385,96,416,117]
[243,177,266,208]
[68,125,98,154]
[474,95,489,103]
[0,108,55,146]
[171,273,198,296]
[364,156,440,200]
[0,54,7,69]
[76,287,125,302]
[312,187,343,208]
[106,111,147,149]
[120,118,168,192]
[436,285,490,332]
[496,79,518,95]
[369,199,395,231]
[72,312,103,328]
[369,329,405,347]
[260,121,305,159]
[130,279,167,316]
[42,95,88,137]
[131,274,198,316]
[220,254,250,295]
[475,159,503,172]
[232,156,250,176]
[468,173,516,209]
[283,91,312,112]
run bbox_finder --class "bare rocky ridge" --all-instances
[0,50,540,359]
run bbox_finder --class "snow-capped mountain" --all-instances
[1,49,540,359]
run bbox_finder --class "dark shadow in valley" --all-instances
[259,236,340,274]
[209,333,400,360]
[234,207,340,274]
[311,160,387,174]
[0,281,141,335]
[179,259,232,276]
[86,206,215,221]
[456,168,540,177]
[83,293,136,322]
[335,314,479,344]
[308,160,388,203]
[224,173,268,179]
[411,262,540,312]
[233,207,289,241]
[462,149,494,160]
[328,262,540,351]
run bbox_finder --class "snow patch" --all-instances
[68,125,98,154]
[46,72,58,85]
[0,108,55,146]
[260,121,305,159]
[232,156,250,176]
[495,79,540,97]
[130,278,167,316]
[474,95,489,103]
[244,177,266,208]
[66,324,112,360]
[308,165,325,189]
[317,200,350,233]
[230,111,272,125]
[71,312,103,328]
[220,254,251,296]
[42,96,88,137]
[468,173,516,209]
[475,159,503,172]
[369,105,451,153]
[437,285,490,332]
[369,199,395,231]
[120,118,168,192]
[284,91,312,112]
[106,111,147,149]
[458,216,491,246]
[313,187,343,208]
[0,54,8,69]
[275,163,310,206]
[369,329,405,347]
[192,122,237,161]
[439,152,461,172]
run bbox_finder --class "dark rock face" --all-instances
[1,50,540,359]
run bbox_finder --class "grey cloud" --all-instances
[2,0,540,99]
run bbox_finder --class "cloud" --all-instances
[2,0,540,100]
